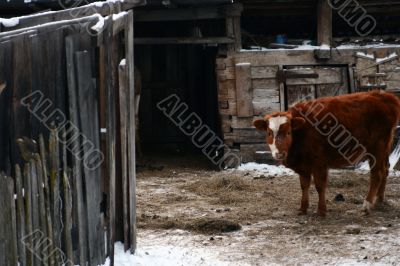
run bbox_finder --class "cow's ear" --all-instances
[253,119,268,131]
[291,117,305,130]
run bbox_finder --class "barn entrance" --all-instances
[283,65,351,108]
[135,44,220,157]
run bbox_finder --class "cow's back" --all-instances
[287,91,400,171]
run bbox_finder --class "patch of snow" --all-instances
[112,11,127,21]
[376,52,398,63]
[119,59,126,66]
[320,44,330,50]
[236,62,251,66]
[237,163,295,176]
[0,17,19,27]
[356,51,375,59]
[91,14,105,33]
[24,0,31,3]
[102,241,235,266]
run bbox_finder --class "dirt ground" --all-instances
[136,154,400,265]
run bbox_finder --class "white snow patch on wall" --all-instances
[112,11,127,21]
[91,14,105,32]
[0,17,19,27]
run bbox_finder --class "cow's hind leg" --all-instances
[363,159,386,214]
[298,174,311,215]
[313,168,328,217]
[376,158,389,204]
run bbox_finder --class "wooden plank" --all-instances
[1,1,144,32]
[286,85,316,107]
[29,158,41,266]
[75,49,103,266]
[252,89,280,101]
[219,101,237,115]
[135,3,242,22]
[135,37,234,45]
[35,154,48,266]
[235,63,253,117]
[240,143,269,163]
[0,174,18,266]
[231,116,254,129]
[118,61,130,251]
[252,78,278,90]
[15,164,26,266]
[125,10,137,254]
[65,34,88,266]
[285,68,342,85]
[278,66,285,111]
[225,128,265,144]
[106,19,118,265]
[317,0,332,46]
[316,83,348,97]
[233,16,242,51]
[252,101,281,116]
[39,134,55,266]
[23,163,33,266]
[251,66,278,79]
[220,114,232,133]
[60,129,73,265]
[0,41,12,175]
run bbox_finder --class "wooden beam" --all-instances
[135,3,243,22]
[235,62,253,117]
[317,0,332,46]
[0,1,145,32]
[135,37,234,44]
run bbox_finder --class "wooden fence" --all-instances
[0,1,143,265]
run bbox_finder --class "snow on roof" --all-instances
[0,17,19,27]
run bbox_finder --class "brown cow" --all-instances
[253,90,400,216]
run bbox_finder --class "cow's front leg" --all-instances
[313,169,328,217]
[298,175,311,215]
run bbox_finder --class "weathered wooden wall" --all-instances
[217,46,400,163]
[0,2,140,265]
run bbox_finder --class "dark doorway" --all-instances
[136,44,220,154]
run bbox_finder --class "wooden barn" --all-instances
[134,0,400,164]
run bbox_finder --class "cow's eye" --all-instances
[287,132,291,136]
[267,132,272,137]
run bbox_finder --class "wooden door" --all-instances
[284,65,349,108]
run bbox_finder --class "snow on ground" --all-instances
[237,162,295,176]
[103,233,244,266]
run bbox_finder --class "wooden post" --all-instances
[125,10,137,254]
[235,62,253,117]
[118,60,130,252]
[15,164,27,266]
[0,174,18,266]
[23,163,33,266]
[317,0,332,46]
[105,17,118,265]
[65,35,88,266]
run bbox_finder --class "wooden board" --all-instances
[0,175,18,266]
[75,50,103,266]
[0,41,12,174]
[285,68,342,85]
[235,63,253,117]
[251,66,278,79]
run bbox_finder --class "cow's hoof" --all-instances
[362,199,373,214]
[316,211,326,217]
[375,199,391,210]
[297,209,307,216]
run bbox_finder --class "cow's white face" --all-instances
[268,116,289,159]
[254,113,306,162]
